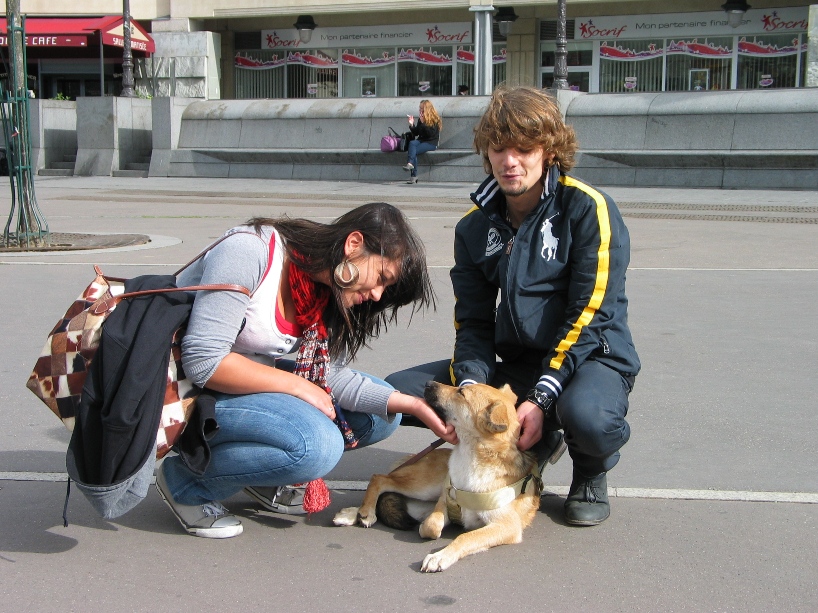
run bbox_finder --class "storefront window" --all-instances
[235,51,286,99]
[396,46,452,96]
[736,34,805,89]
[455,44,507,94]
[237,42,506,98]
[540,41,594,92]
[286,49,339,98]
[665,37,732,91]
[341,48,396,98]
[597,40,663,93]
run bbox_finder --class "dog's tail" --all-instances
[376,493,419,531]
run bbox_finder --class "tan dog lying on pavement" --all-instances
[333,381,542,572]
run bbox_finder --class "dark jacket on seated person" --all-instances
[410,121,440,146]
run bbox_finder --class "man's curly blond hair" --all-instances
[473,86,578,173]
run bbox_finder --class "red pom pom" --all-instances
[302,479,331,514]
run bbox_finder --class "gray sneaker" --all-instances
[245,485,306,515]
[155,468,243,538]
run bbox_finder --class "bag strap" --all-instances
[388,126,400,138]
[90,281,250,316]
[90,230,264,316]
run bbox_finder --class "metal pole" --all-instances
[121,0,135,97]
[100,38,105,96]
[470,5,494,96]
[8,0,25,97]
[553,0,568,90]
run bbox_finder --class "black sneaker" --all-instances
[564,471,609,526]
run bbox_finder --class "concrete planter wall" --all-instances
[568,88,818,189]
[29,99,77,172]
[74,97,152,176]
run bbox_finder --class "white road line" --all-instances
[2,473,815,504]
[3,262,818,273]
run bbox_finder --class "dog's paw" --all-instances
[418,514,444,540]
[358,512,378,528]
[421,550,454,573]
[332,507,360,526]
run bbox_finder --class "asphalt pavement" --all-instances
[1,174,816,612]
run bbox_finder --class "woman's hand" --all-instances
[407,114,414,126]
[292,381,336,421]
[387,391,458,445]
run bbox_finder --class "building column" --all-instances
[470,1,494,95]
[505,15,538,87]
[808,5,818,87]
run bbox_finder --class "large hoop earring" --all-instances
[333,260,360,288]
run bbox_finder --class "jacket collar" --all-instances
[470,166,560,223]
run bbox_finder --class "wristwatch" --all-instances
[526,387,555,418]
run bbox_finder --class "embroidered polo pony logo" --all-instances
[540,214,559,261]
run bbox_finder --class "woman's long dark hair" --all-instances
[248,202,435,360]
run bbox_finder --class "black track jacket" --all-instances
[450,168,641,399]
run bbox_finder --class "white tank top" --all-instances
[231,228,302,364]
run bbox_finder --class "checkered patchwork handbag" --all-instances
[26,264,250,459]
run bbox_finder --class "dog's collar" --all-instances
[445,463,543,519]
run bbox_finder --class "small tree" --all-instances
[1,0,48,249]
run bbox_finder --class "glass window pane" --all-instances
[598,40,664,93]
[737,34,802,89]
[286,49,339,99]
[541,42,593,67]
[340,48,396,97]
[234,50,286,99]
[397,46,452,96]
[665,38,732,91]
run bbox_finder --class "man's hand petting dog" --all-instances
[334,382,541,572]
[516,400,544,450]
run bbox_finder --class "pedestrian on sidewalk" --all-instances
[386,86,641,526]
[156,202,456,538]
[403,99,442,184]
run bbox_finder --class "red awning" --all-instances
[0,16,154,52]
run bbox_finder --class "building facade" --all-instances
[3,1,817,100]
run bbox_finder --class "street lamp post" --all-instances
[121,0,135,97]
[553,0,568,89]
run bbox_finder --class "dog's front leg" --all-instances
[333,473,396,528]
[421,515,524,573]
[418,491,448,540]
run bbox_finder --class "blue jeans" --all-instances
[162,373,400,505]
[407,140,437,176]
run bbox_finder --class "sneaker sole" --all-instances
[155,481,243,538]
[548,437,568,465]
[244,487,306,515]
[564,511,610,527]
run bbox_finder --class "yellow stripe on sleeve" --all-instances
[549,176,611,370]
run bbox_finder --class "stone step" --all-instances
[112,169,148,178]
[38,168,73,176]
[124,162,150,171]
[50,161,75,170]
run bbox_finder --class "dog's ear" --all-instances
[497,384,518,405]
[481,401,509,434]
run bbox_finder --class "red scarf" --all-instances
[286,260,359,512]
[288,261,332,394]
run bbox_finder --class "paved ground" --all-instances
[1,175,816,612]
